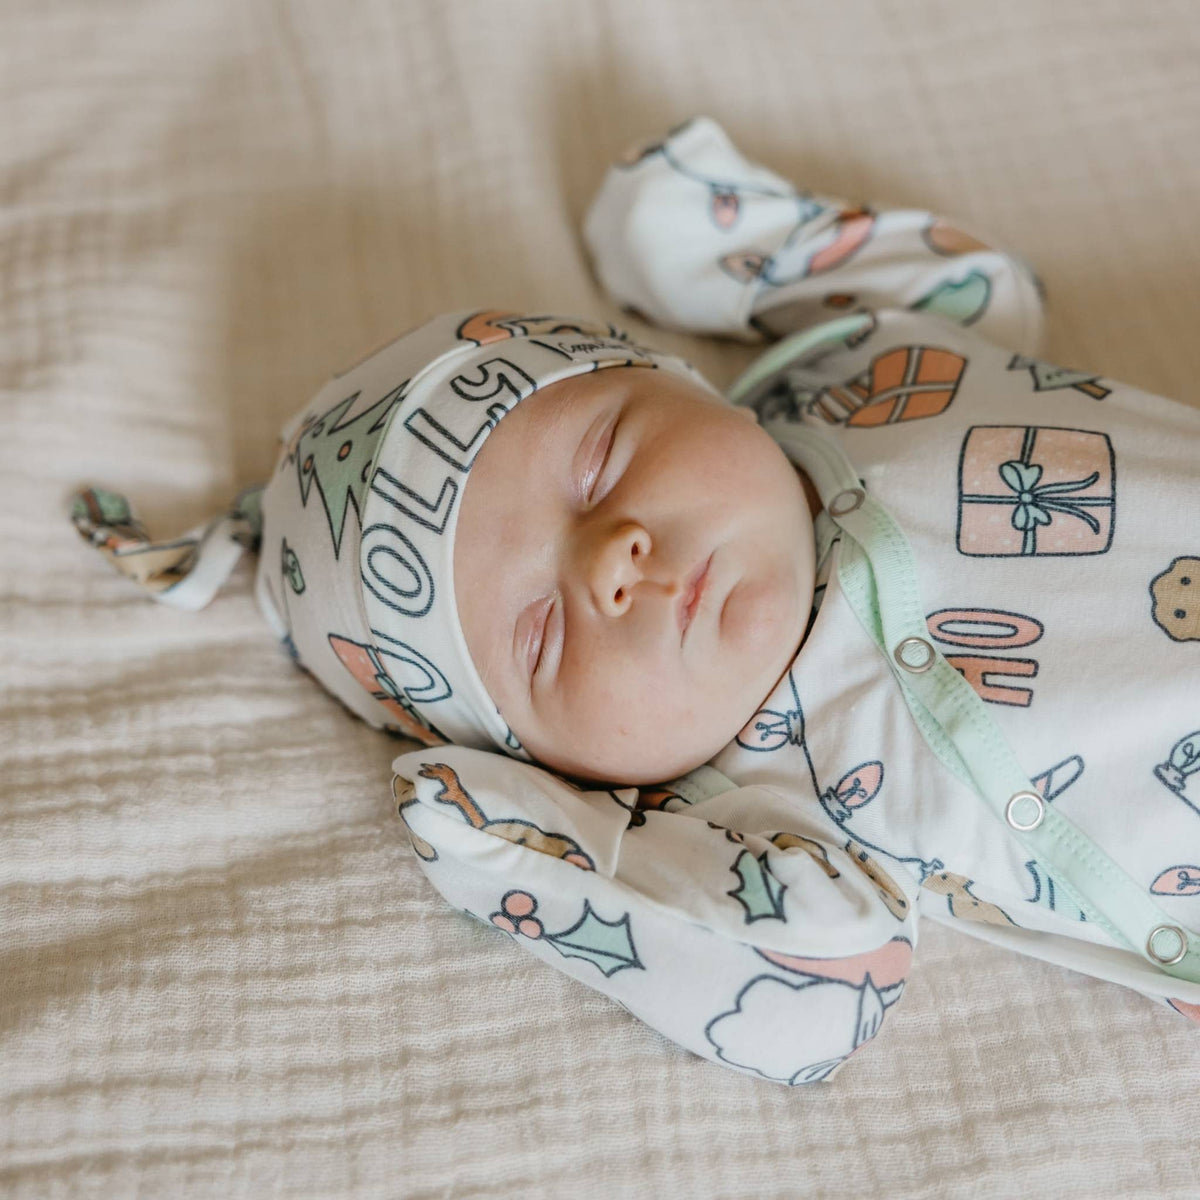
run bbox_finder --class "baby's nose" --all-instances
[589,521,653,617]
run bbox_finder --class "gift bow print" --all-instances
[998,460,1102,534]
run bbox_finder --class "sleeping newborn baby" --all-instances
[453,360,821,786]
[73,117,1200,1086]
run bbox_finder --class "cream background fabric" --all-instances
[3,1,1200,1196]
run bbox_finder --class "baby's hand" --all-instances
[583,115,1045,356]
[583,115,831,341]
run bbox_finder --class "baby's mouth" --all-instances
[678,554,713,642]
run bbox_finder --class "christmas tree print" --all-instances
[489,890,644,978]
[1008,354,1111,400]
[294,384,404,557]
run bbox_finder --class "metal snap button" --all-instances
[893,636,935,673]
[828,487,865,517]
[1005,790,1045,831]
[1147,924,1188,966]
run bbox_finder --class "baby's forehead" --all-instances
[477,369,626,456]
[530,366,639,418]
[505,365,711,439]
[462,365,730,503]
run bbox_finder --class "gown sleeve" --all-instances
[393,743,918,1086]
[582,114,1045,356]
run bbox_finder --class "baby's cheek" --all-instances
[723,569,800,655]
[582,654,667,740]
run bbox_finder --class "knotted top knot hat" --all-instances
[72,309,720,758]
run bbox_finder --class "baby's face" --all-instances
[453,366,816,786]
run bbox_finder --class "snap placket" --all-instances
[893,636,935,673]
[827,487,865,517]
[1005,790,1045,832]
[1148,925,1188,966]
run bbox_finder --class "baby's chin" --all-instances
[549,743,728,789]
[532,648,796,787]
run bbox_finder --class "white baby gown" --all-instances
[393,117,1200,1086]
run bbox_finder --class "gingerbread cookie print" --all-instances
[395,761,597,867]
[921,871,1015,926]
[1149,556,1200,641]
[456,310,658,368]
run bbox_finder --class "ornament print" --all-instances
[1154,730,1200,816]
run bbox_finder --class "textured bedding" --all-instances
[3,1,1200,1196]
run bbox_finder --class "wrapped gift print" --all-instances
[804,345,967,427]
[957,425,1115,557]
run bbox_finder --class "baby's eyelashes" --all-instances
[581,416,619,505]
[531,594,566,690]
[531,599,552,676]
[515,594,555,682]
